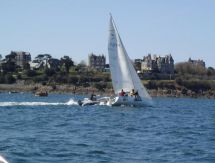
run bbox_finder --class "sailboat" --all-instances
[107,15,153,107]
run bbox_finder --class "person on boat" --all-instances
[130,89,135,96]
[90,92,96,101]
[134,90,141,101]
[134,90,138,97]
[119,89,126,96]
[130,89,139,97]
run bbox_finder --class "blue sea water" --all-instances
[0,93,214,163]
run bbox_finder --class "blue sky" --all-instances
[0,0,215,67]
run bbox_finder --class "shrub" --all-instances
[68,76,78,85]
[32,75,48,83]
[25,70,37,77]
[94,82,107,91]
[44,68,56,77]
[146,80,157,89]
[17,74,22,79]
[5,74,16,84]
[175,62,207,75]
[54,75,67,83]
[0,75,5,83]
[182,80,211,92]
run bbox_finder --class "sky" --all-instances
[0,0,215,67]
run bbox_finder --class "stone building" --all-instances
[134,59,142,71]
[141,54,174,74]
[188,58,205,67]
[88,53,106,71]
[141,54,157,71]
[5,51,31,68]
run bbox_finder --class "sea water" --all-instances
[0,93,214,163]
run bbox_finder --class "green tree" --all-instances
[1,61,16,72]
[5,74,16,84]
[207,67,215,76]
[25,69,37,77]
[60,56,74,73]
[175,62,207,75]
[0,75,5,83]
[23,62,30,70]
[44,68,56,77]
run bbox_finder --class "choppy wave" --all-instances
[0,98,79,107]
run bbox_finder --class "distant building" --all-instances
[5,51,31,68]
[134,59,142,71]
[188,58,205,67]
[141,54,174,74]
[88,53,106,71]
[141,54,157,71]
[104,64,110,72]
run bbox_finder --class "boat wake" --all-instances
[0,98,79,107]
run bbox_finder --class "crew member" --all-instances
[90,92,96,101]
[119,89,125,96]
[130,89,135,96]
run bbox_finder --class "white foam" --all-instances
[0,102,63,106]
[65,98,79,105]
[0,98,79,107]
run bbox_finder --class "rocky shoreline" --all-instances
[0,84,215,99]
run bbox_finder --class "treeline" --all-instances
[1,60,215,94]
[144,62,215,93]
[146,80,215,93]
[0,74,16,84]
[175,62,215,79]
[0,54,111,89]
[0,66,112,91]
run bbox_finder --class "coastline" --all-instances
[0,84,215,99]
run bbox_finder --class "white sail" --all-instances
[0,155,8,163]
[108,16,152,101]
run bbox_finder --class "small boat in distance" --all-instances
[35,91,48,97]
[107,15,153,107]
[9,91,19,94]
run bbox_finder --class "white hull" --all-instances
[77,96,152,107]
[79,98,100,106]
[108,96,153,107]
[80,97,111,106]
[82,100,100,106]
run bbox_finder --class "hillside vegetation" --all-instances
[0,62,215,97]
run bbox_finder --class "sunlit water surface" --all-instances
[0,93,214,163]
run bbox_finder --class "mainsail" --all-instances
[108,16,152,100]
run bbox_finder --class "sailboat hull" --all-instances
[109,96,152,107]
